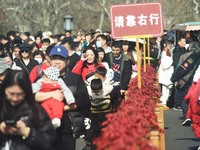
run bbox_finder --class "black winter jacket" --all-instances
[59,71,90,137]
[172,45,187,70]
[61,71,90,116]
[0,101,56,150]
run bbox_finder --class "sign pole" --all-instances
[136,38,141,89]
[147,37,150,65]
[143,37,146,72]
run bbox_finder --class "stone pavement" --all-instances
[75,108,200,150]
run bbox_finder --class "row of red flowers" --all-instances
[94,65,162,150]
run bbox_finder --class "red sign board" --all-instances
[110,2,163,39]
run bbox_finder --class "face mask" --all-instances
[96,41,102,48]
[34,58,43,64]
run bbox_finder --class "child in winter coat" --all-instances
[32,66,76,128]
[87,78,113,114]
[86,67,113,142]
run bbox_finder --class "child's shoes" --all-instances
[52,118,61,129]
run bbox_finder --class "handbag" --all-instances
[68,111,86,138]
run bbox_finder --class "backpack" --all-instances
[33,64,42,83]
[171,49,200,89]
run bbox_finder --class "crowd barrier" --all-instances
[150,103,165,150]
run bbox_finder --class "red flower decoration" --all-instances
[94,65,161,150]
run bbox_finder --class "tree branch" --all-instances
[97,0,110,19]
[193,0,199,14]
[55,2,70,12]
[6,7,44,27]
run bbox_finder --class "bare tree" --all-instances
[97,0,107,30]
[0,0,199,34]
[193,0,200,20]
[0,0,71,34]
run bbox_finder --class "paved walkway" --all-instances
[76,108,200,150]
[165,109,200,150]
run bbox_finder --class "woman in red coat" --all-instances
[72,46,104,81]
[185,79,200,138]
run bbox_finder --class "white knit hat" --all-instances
[43,66,60,81]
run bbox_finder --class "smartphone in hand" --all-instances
[5,120,16,126]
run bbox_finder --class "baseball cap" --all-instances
[49,46,69,59]
[0,58,10,74]
[19,43,32,51]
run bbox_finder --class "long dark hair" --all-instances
[96,47,107,63]
[122,40,132,52]
[0,69,38,121]
[82,46,98,67]
[163,40,172,57]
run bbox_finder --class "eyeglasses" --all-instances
[21,50,29,53]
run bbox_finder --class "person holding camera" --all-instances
[0,69,56,150]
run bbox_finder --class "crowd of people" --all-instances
[0,28,200,150]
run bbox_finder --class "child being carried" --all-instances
[32,66,76,128]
